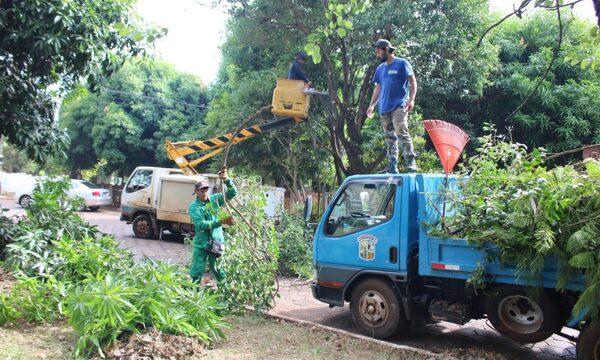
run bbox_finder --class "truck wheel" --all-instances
[577,322,600,360]
[133,214,155,239]
[486,285,561,343]
[350,278,406,339]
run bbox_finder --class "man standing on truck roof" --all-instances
[288,52,313,88]
[188,167,237,286]
[367,39,418,174]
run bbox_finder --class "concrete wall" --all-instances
[0,172,37,196]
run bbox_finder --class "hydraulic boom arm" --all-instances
[165,117,303,175]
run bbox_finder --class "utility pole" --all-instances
[0,135,3,171]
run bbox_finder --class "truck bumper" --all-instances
[311,281,344,307]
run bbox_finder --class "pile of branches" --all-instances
[439,131,600,319]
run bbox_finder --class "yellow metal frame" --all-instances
[165,79,312,174]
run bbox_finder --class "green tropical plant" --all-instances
[277,206,313,279]
[437,127,600,319]
[0,177,227,358]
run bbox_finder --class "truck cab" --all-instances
[120,166,218,239]
[312,173,596,358]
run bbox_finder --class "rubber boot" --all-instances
[405,155,417,173]
[387,157,399,174]
[377,157,398,174]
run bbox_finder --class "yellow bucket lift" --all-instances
[271,79,310,120]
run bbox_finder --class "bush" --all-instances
[0,210,20,258]
[0,177,227,358]
[277,206,313,279]
[66,262,226,358]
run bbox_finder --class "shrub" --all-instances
[0,177,227,358]
[277,206,313,279]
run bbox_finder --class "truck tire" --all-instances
[485,285,561,343]
[133,214,155,239]
[577,322,600,360]
[350,278,406,339]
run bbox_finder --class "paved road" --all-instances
[273,280,578,360]
[0,197,579,359]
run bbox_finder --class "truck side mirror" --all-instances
[303,196,313,222]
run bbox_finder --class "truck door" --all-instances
[318,179,401,272]
[121,168,154,213]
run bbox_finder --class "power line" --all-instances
[102,88,210,109]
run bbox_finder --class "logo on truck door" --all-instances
[357,235,378,261]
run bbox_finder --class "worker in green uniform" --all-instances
[188,167,237,285]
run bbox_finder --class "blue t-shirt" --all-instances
[288,61,310,83]
[372,58,413,113]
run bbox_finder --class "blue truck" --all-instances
[311,173,598,359]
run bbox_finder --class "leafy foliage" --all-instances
[217,176,280,313]
[0,0,164,162]
[476,13,600,153]
[0,178,226,358]
[66,262,226,358]
[439,129,600,319]
[277,206,313,279]
[60,60,209,176]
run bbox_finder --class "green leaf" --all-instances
[569,252,596,268]
[581,58,590,69]
[336,28,346,37]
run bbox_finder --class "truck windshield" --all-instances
[325,182,395,236]
[125,169,153,193]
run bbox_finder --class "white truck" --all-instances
[120,166,220,239]
[120,166,285,239]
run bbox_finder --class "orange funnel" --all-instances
[423,120,469,175]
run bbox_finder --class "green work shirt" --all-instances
[188,179,238,249]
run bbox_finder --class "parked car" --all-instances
[15,179,111,211]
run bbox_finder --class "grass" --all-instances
[0,316,431,359]
[204,316,430,360]
[0,321,77,360]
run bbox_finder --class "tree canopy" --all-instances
[0,0,163,162]
[60,60,209,176]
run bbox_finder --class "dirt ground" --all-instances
[0,316,438,360]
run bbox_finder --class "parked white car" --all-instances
[14,179,111,211]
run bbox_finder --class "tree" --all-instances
[60,60,209,176]
[215,0,496,184]
[475,13,600,153]
[0,0,164,162]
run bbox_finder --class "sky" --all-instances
[137,0,597,85]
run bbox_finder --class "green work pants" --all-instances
[190,246,225,283]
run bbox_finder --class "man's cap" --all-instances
[296,52,307,60]
[374,39,396,51]
[193,179,210,194]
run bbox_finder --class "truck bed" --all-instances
[415,174,584,292]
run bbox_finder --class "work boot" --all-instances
[405,155,417,173]
[378,158,399,174]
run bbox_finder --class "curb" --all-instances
[265,312,453,359]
